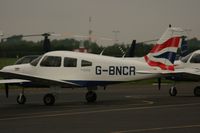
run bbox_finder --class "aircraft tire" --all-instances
[194,86,200,97]
[17,94,26,104]
[86,91,97,103]
[43,93,55,106]
[169,86,177,96]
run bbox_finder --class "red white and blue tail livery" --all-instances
[144,27,184,71]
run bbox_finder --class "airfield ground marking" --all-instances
[112,124,200,133]
[0,102,199,121]
[0,100,153,118]
[152,83,170,86]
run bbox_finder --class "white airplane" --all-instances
[166,49,200,96]
[0,27,186,105]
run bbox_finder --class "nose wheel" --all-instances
[17,88,26,104]
[17,94,26,104]
[169,86,177,96]
[85,91,97,103]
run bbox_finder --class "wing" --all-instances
[137,68,200,81]
[166,68,200,81]
[0,70,80,87]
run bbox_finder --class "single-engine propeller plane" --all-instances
[0,26,186,105]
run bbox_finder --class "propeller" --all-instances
[1,32,114,52]
[1,32,60,52]
[23,32,57,53]
[5,84,9,98]
[71,34,113,43]
[1,35,23,43]
[137,39,158,44]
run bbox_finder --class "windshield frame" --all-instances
[30,55,42,66]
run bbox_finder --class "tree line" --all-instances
[0,35,200,58]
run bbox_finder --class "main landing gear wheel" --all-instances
[86,91,97,103]
[169,86,177,96]
[194,86,200,97]
[17,94,26,104]
[43,93,55,106]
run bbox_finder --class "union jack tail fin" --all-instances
[144,27,186,71]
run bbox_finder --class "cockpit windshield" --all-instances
[30,56,42,66]
[190,53,200,63]
[40,56,61,67]
[15,55,39,65]
[181,53,192,63]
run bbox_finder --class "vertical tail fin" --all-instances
[144,27,186,71]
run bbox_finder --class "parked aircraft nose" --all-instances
[1,64,33,74]
[1,65,16,72]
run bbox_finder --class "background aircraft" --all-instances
[0,27,186,105]
[166,50,200,96]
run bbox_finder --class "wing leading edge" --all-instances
[137,68,200,81]
[0,70,80,87]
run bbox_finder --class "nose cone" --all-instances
[0,65,17,78]
[1,65,15,72]
[1,64,31,73]
[0,64,33,79]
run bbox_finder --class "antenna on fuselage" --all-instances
[118,46,126,58]
[100,48,106,55]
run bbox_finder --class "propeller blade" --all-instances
[73,35,89,38]
[5,84,9,98]
[23,32,55,37]
[98,37,113,41]
[51,33,62,37]
[22,34,43,37]
[137,39,158,44]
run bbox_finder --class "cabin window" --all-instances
[64,57,77,67]
[30,56,42,66]
[81,60,92,67]
[190,54,200,63]
[40,56,61,67]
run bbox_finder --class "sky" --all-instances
[0,0,200,45]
